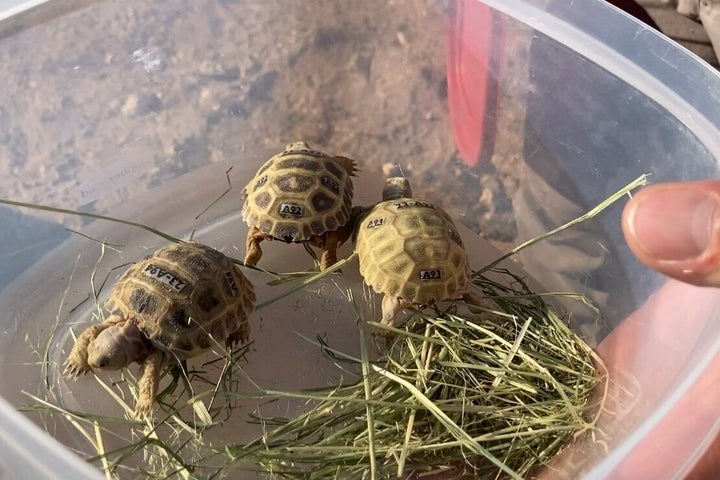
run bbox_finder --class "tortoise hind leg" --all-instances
[228,320,250,347]
[335,155,358,177]
[245,226,269,266]
[316,210,364,270]
[318,231,340,271]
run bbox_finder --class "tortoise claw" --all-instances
[134,400,154,421]
[63,358,91,379]
[228,323,250,347]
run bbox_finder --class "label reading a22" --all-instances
[143,264,187,292]
[278,203,305,217]
[419,269,442,281]
[321,176,340,194]
[366,218,385,228]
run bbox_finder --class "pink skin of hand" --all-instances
[622,180,720,287]
[532,182,720,478]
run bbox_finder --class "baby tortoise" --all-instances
[354,177,482,325]
[64,242,255,417]
[241,141,357,270]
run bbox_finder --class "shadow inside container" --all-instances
[0,206,69,292]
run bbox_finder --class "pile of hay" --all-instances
[224,269,603,479]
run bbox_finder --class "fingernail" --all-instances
[629,188,718,261]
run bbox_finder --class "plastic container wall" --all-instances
[479,0,720,478]
[1,0,720,478]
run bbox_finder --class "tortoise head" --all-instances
[284,141,312,152]
[87,317,149,370]
[382,177,412,201]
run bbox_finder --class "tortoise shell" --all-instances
[241,142,356,243]
[105,242,255,358]
[354,189,471,307]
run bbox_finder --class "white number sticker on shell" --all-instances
[224,271,239,296]
[366,218,385,228]
[321,176,340,194]
[448,229,462,246]
[253,175,268,191]
[143,264,187,292]
[278,203,305,217]
[419,269,442,281]
[393,200,435,210]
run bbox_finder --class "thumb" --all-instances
[622,180,720,287]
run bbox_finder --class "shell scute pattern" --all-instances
[275,172,315,194]
[311,190,336,213]
[63,242,256,417]
[128,288,159,315]
[275,156,323,171]
[254,191,272,210]
[324,160,345,180]
[242,143,355,244]
[356,197,471,307]
[108,243,254,358]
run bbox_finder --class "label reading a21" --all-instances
[366,218,385,228]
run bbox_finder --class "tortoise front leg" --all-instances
[64,322,114,378]
[244,226,269,266]
[381,295,405,327]
[135,350,164,419]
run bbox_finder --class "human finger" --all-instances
[622,180,720,287]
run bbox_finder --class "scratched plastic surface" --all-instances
[0,157,504,479]
[2,1,720,479]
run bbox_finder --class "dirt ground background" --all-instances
[0,0,716,282]
[0,0,525,259]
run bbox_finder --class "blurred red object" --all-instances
[447,3,720,477]
[447,0,658,167]
[446,0,503,167]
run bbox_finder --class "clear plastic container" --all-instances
[1,0,720,478]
